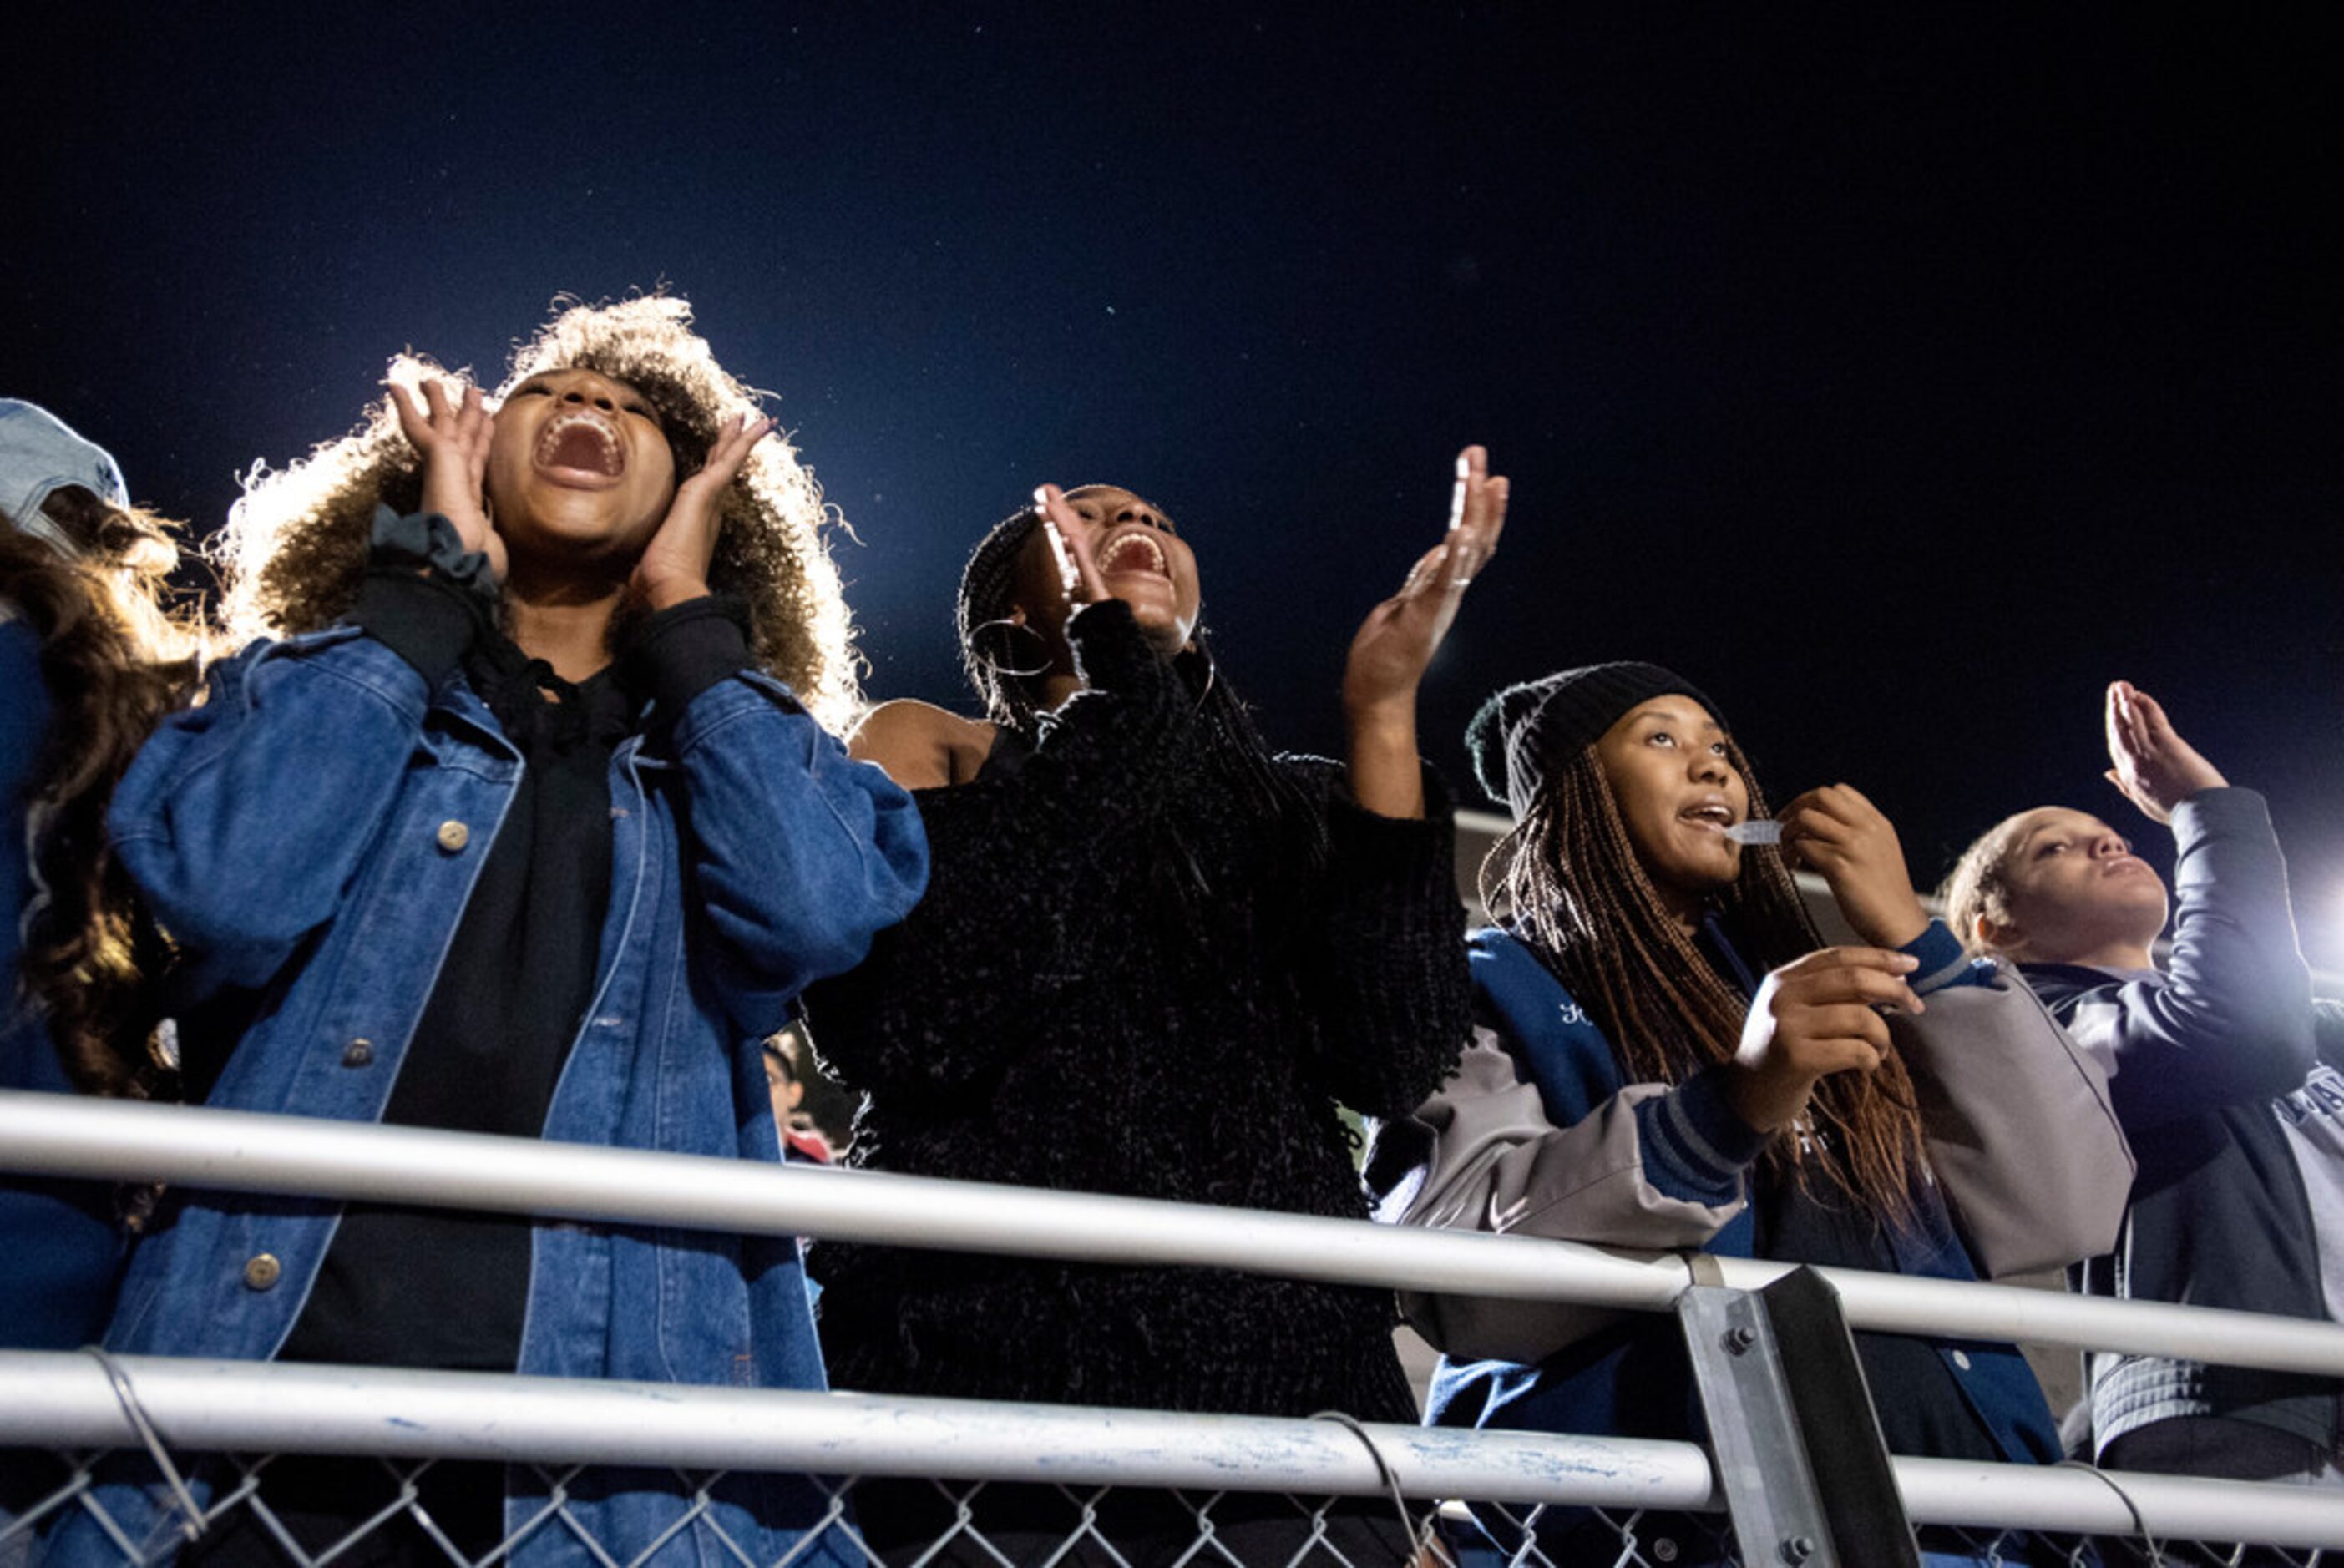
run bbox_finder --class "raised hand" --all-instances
[1340,445,1510,722]
[1033,483,1112,609]
[631,411,775,611]
[388,378,504,580]
[2104,680,2226,824]
[1725,946,1923,1133]
[1777,783,1931,949]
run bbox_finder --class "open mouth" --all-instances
[533,409,625,482]
[1678,802,1736,832]
[1098,529,1169,579]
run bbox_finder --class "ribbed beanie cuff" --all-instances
[1467,662,1724,814]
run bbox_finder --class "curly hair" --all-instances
[1482,741,1925,1228]
[3,493,209,1097]
[213,296,863,731]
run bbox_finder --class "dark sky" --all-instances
[13,7,2342,961]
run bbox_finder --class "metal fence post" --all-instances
[1678,1267,1918,1567]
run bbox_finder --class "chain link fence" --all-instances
[4,1094,2343,1565]
[3,1449,2334,1567]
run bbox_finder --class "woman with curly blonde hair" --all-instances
[54,298,926,1568]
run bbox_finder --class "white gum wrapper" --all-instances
[1724,820,1783,846]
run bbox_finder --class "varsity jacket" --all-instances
[1369,918,2132,1558]
[2022,787,2342,1459]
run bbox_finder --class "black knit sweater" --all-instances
[802,600,1471,1421]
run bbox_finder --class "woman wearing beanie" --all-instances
[801,451,1506,1565]
[1366,665,2134,1565]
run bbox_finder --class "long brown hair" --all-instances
[2,493,207,1097]
[1481,741,1924,1227]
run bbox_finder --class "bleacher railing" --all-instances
[3,1090,2341,1565]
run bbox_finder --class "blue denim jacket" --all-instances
[50,624,927,1567]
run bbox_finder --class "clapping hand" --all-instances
[1341,445,1510,721]
[2103,680,2226,824]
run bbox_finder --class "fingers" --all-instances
[1774,943,1917,977]
[387,382,432,448]
[389,379,490,455]
[1442,445,1508,591]
[459,392,493,490]
[1775,949,1924,1013]
[1395,541,1448,600]
[2127,685,2183,752]
[693,412,774,493]
[2104,681,2139,771]
[1033,483,1109,604]
[1787,964,1923,1014]
[1795,1006,1894,1059]
[1778,783,1881,829]
[453,386,492,461]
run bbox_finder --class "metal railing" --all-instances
[3,1090,2342,1565]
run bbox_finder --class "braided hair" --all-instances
[1482,741,1925,1227]
[956,503,1324,864]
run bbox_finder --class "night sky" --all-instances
[14,8,2342,962]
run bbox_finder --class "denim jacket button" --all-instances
[1950,1348,1972,1371]
[242,1253,282,1291]
[436,820,471,852]
[342,1039,375,1067]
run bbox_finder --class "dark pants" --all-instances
[2098,1417,2340,1567]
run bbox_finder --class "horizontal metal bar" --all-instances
[0,1091,1691,1309]
[8,1092,2344,1380]
[0,1352,1717,1513]
[8,1353,2343,1550]
[1893,1456,2344,1551]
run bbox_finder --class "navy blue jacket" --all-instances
[1372,918,2132,1557]
[2022,788,2340,1458]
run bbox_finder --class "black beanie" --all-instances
[1466,662,1726,815]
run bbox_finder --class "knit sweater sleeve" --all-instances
[801,599,1196,1098]
[1286,761,1474,1117]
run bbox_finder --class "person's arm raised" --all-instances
[1339,445,1508,819]
[2080,681,2313,1121]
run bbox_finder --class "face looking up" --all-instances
[1977,807,2170,964]
[1595,695,1750,913]
[484,367,678,572]
[1014,484,1202,658]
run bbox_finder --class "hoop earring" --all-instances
[1187,643,1218,713]
[969,617,1053,679]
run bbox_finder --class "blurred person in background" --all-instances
[0,400,208,1546]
